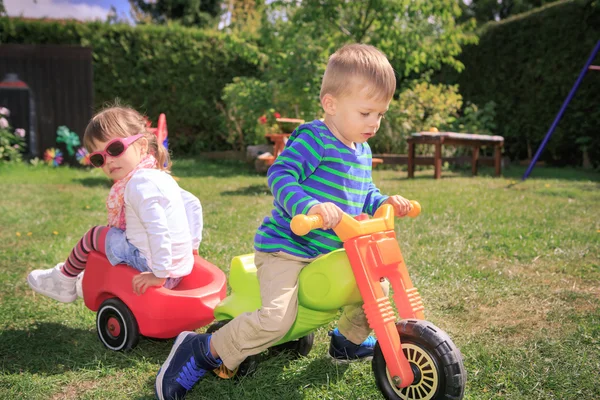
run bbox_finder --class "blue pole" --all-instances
[522,40,600,180]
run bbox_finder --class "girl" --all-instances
[27,106,201,302]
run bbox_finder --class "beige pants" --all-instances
[211,250,389,370]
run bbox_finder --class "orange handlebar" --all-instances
[291,200,421,238]
[290,214,324,236]
[407,200,421,218]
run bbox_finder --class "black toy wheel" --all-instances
[96,298,139,351]
[269,333,315,358]
[206,320,258,379]
[372,320,466,400]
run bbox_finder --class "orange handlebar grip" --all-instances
[291,215,324,236]
[407,200,421,218]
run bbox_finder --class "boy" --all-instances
[155,43,411,400]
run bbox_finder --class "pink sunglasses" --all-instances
[89,134,144,168]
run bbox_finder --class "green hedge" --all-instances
[0,19,262,154]
[441,0,600,166]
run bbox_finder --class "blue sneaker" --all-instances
[155,332,222,400]
[328,328,376,362]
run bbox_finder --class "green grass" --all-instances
[1,160,599,400]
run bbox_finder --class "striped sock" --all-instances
[61,226,109,277]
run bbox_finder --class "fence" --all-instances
[0,44,93,157]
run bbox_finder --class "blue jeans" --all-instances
[105,227,181,289]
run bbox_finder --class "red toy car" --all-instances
[81,251,227,351]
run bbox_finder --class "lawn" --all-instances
[1,160,599,400]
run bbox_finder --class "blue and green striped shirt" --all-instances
[254,120,388,258]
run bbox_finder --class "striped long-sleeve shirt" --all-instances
[254,120,388,258]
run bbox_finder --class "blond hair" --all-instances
[83,104,171,171]
[320,43,396,102]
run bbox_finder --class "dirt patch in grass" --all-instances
[50,372,132,400]
[51,378,101,400]
[438,258,600,345]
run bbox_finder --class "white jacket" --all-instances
[124,169,202,278]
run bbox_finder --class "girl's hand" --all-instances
[384,195,412,217]
[307,202,344,230]
[132,272,166,295]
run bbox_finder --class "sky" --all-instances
[5,0,131,21]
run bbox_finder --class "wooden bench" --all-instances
[407,132,504,179]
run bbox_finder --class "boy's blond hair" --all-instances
[320,43,396,102]
[83,104,171,171]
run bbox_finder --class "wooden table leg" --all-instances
[407,141,415,179]
[471,146,480,176]
[494,144,502,176]
[434,141,442,179]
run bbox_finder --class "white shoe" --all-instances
[27,263,77,303]
[76,271,84,299]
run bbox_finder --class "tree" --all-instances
[129,0,223,27]
[221,0,265,33]
[458,0,561,24]
[255,0,477,116]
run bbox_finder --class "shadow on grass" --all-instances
[381,165,600,183]
[172,159,258,178]
[221,184,271,196]
[75,177,113,188]
[188,352,351,399]
[0,322,173,375]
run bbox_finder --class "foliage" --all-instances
[221,0,265,35]
[129,0,223,27]
[441,0,600,166]
[371,82,463,154]
[0,18,262,154]
[220,0,478,150]
[265,0,477,83]
[445,101,497,136]
[457,0,561,24]
[0,108,26,164]
[220,77,275,149]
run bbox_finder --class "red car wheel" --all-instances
[96,298,140,351]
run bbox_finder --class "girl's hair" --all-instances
[83,104,171,171]
[320,43,396,102]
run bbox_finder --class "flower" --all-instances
[27,232,32,236]
[16,232,21,237]
[13,144,20,149]
[52,231,59,235]
[274,112,281,118]
[0,117,8,129]
[258,115,268,125]
[76,147,91,166]
[15,128,25,138]
[44,148,64,167]
[0,107,9,117]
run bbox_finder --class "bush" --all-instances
[0,107,26,164]
[440,0,600,166]
[0,18,263,154]
[371,82,463,154]
[220,77,275,150]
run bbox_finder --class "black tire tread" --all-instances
[373,319,466,400]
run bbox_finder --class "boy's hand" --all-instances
[307,202,344,230]
[384,195,412,217]
[132,272,166,295]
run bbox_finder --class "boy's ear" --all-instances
[321,94,336,116]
